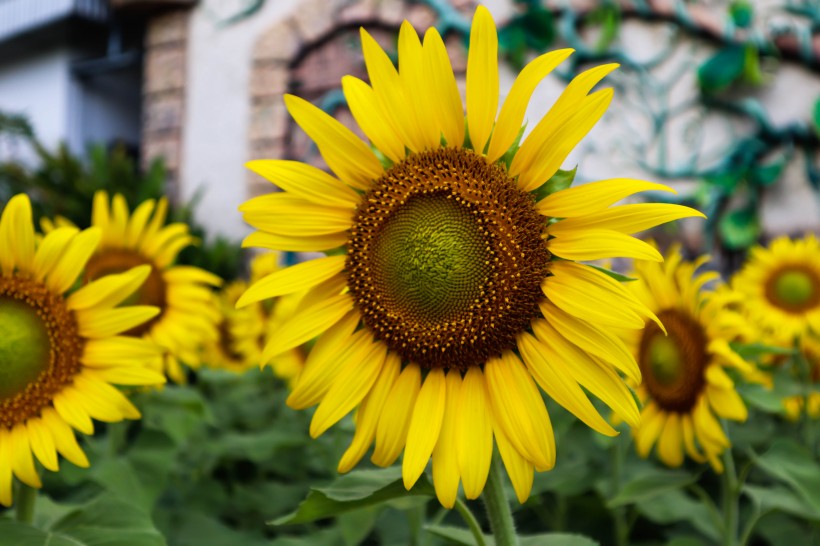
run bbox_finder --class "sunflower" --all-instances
[780,334,820,420]
[241,7,702,507]
[732,235,820,343]
[206,253,305,380]
[0,194,165,507]
[82,192,222,383]
[622,245,752,472]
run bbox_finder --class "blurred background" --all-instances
[2,0,819,267]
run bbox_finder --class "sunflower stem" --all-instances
[454,498,488,546]
[15,482,37,524]
[482,454,519,546]
[610,435,630,546]
[721,447,739,546]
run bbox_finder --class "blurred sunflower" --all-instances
[241,7,702,507]
[0,194,165,506]
[82,192,222,383]
[782,334,820,420]
[622,246,752,472]
[732,235,820,343]
[207,253,305,381]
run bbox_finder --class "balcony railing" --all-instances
[0,0,109,44]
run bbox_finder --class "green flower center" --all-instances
[0,298,50,400]
[638,309,708,413]
[646,334,684,387]
[372,195,491,323]
[768,267,819,312]
[346,147,549,369]
[0,276,83,428]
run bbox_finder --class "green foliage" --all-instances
[498,2,555,69]
[730,1,754,29]
[698,45,747,92]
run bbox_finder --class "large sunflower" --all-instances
[241,7,702,507]
[207,253,305,380]
[623,245,752,472]
[0,194,165,506]
[84,192,222,383]
[732,235,820,343]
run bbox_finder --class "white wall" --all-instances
[0,47,72,161]
[182,0,299,241]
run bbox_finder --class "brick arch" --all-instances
[246,0,469,196]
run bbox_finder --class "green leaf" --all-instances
[813,97,820,134]
[608,470,698,507]
[520,533,600,546]
[703,170,742,192]
[698,45,746,91]
[731,342,796,360]
[272,467,434,525]
[0,494,165,546]
[719,206,760,250]
[743,484,820,522]
[634,489,721,541]
[586,264,637,283]
[425,524,492,545]
[751,440,820,516]
[737,383,787,414]
[536,167,577,200]
[749,160,785,187]
[730,1,754,28]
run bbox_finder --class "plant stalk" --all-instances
[15,482,37,524]
[482,455,519,546]
[721,447,739,546]
[454,498,488,546]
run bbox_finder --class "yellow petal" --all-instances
[657,413,684,467]
[423,28,464,148]
[457,367,494,498]
[485,353,555,471]
[492,417,533,504]
[310,342,386,438]
[246,160,360,208]
[398,21,440,150]
[338,352,401,473]
[91,191,110,230]
[487,49,574,162]
[163,266,222,287]
[40,407,89,468]
[32,227,79,282]
[284,93,382,190]
[531,318,640,427]
[86,366,166,387]
[242,194,353,236]
[286,310,361,409]
[46,227,102,294]
[341,76,406,163]
[242,230,348,253]
[237,256,346,308]
[635,403,664,458]
[77,306,160,338]
[681,415,706,463]
[537,179,675,217]
[549,203,705,235]
[372,364,421,467]
[0,430,12,506]
[126,199,157,248]
[10,423,42,488]
[466,5,498,154]
[540,300,640,382]
[432,371,462,508]
[67,265,152,311]
[261,293,353,362]
[1,194,35,274]
[547,228,663,262]
[707,385,748,422]
[403,368,447,489]
[542,271,644,329]
[517,331,617,436]
[26,418,59,472]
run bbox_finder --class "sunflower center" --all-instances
[346,147,549,369]
[639,309,708,413]
[0,276,84,428]
[767,267,819,312]
[85,249,166,335]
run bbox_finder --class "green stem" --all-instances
[482,455,519,546]
[15,482,37,524]
[721,448,739,546]
[107,421,128,457]
[610,436,629,546]
[454,498,487,546]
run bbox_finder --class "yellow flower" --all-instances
[0,194,165,506]
[206,254,305,380]
[732,235,820,343]
[84,192,222,383]
[241,7,702,507]
[623,245,751,472]
[782,334,820,420]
